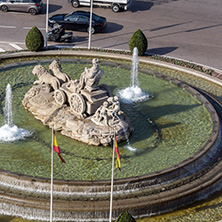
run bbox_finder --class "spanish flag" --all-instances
[53,130,66,163]
[115,136,121,171]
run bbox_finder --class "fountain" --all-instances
[0,51,221,222]
[117,47,150,152]
[0,84,31,142]
[117,47,151,104]
[4,83,13,126]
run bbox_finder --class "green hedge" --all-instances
[25,26,44,52]
[129,29,147,56]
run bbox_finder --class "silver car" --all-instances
[0,0,43,15]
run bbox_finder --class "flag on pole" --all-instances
[114,136,121,171]
[53,130,66,163]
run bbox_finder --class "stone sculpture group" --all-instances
[22,59,132,146]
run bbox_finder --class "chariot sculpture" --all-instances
[53,59,112,118]
[23,59,132,146]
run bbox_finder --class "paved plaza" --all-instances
[0,0,222,71]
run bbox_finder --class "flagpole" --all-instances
[50,125,54,222]
[45,0,49,49]
[109,133,115,222]
[88,0,93,49]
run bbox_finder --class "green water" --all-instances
[0,58,218,222]
[0,60,212,181]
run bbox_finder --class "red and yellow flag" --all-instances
[53,130,66,163]
[115,136,121,171]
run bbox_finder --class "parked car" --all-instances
[0,0,43,15]
[48,11,107,34]
[68,0,132,13]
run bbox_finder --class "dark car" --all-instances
[48,11,107,34]
[0,0,43,15]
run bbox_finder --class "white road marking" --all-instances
[0,48,6,52]
[9,43,23,50]
[23,27,46,31]
[0,41,25,44]
[0,25,16,29]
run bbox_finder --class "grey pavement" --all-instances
[0,0,222,72]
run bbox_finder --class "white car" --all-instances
[68,0,132,13]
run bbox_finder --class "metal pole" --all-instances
[109,135,115,222]
[45,0,49,49]
[88,0,93,49]
[50,125,54,222]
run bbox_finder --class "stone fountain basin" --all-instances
[0,51,221,221]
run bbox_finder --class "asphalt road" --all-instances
[0,0,222,70]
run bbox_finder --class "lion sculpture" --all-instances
[32,65,60,91]
[49,60,71,84]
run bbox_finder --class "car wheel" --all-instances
[112,4,120,13]
[29,8,37,15]
[1,5,8,12]
[53,23,60,28]
[87,27,95,34]
[72,0,79,8]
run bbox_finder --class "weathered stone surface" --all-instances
[22,59,132,146]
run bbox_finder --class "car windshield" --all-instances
[92,13,101,21]
[64,12,102,21]
[64,12,74,18]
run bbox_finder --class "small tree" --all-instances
[115,211,136,222]
[25,26,44,52]
[129,29,148,56]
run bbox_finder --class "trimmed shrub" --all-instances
[129,29,147,56]
[25,26,44,52]
[115,211,136,222]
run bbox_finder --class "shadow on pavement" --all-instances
[73,36,88,43]
[130,1,154,12]
[41,4,63,14]
[105,22,123,33]
[147,47,178,55]
[150,21,192,31]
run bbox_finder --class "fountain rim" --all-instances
[0,50,220,185]
[1,49,222,86]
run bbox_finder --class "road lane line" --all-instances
[23,27,46,31]
[0,41,25,44]
[9,43,23,50]
[0,25,16,29]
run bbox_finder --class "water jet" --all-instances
[0,84,31,143]
[117,47,151,104]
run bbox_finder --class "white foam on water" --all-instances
[0,124,32,143]
[117,85,150,104]
[124,144,137,152]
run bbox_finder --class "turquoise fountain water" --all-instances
[0,60,212,180]
[0,54,217,222]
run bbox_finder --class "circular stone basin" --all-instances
[0,59,213,181]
